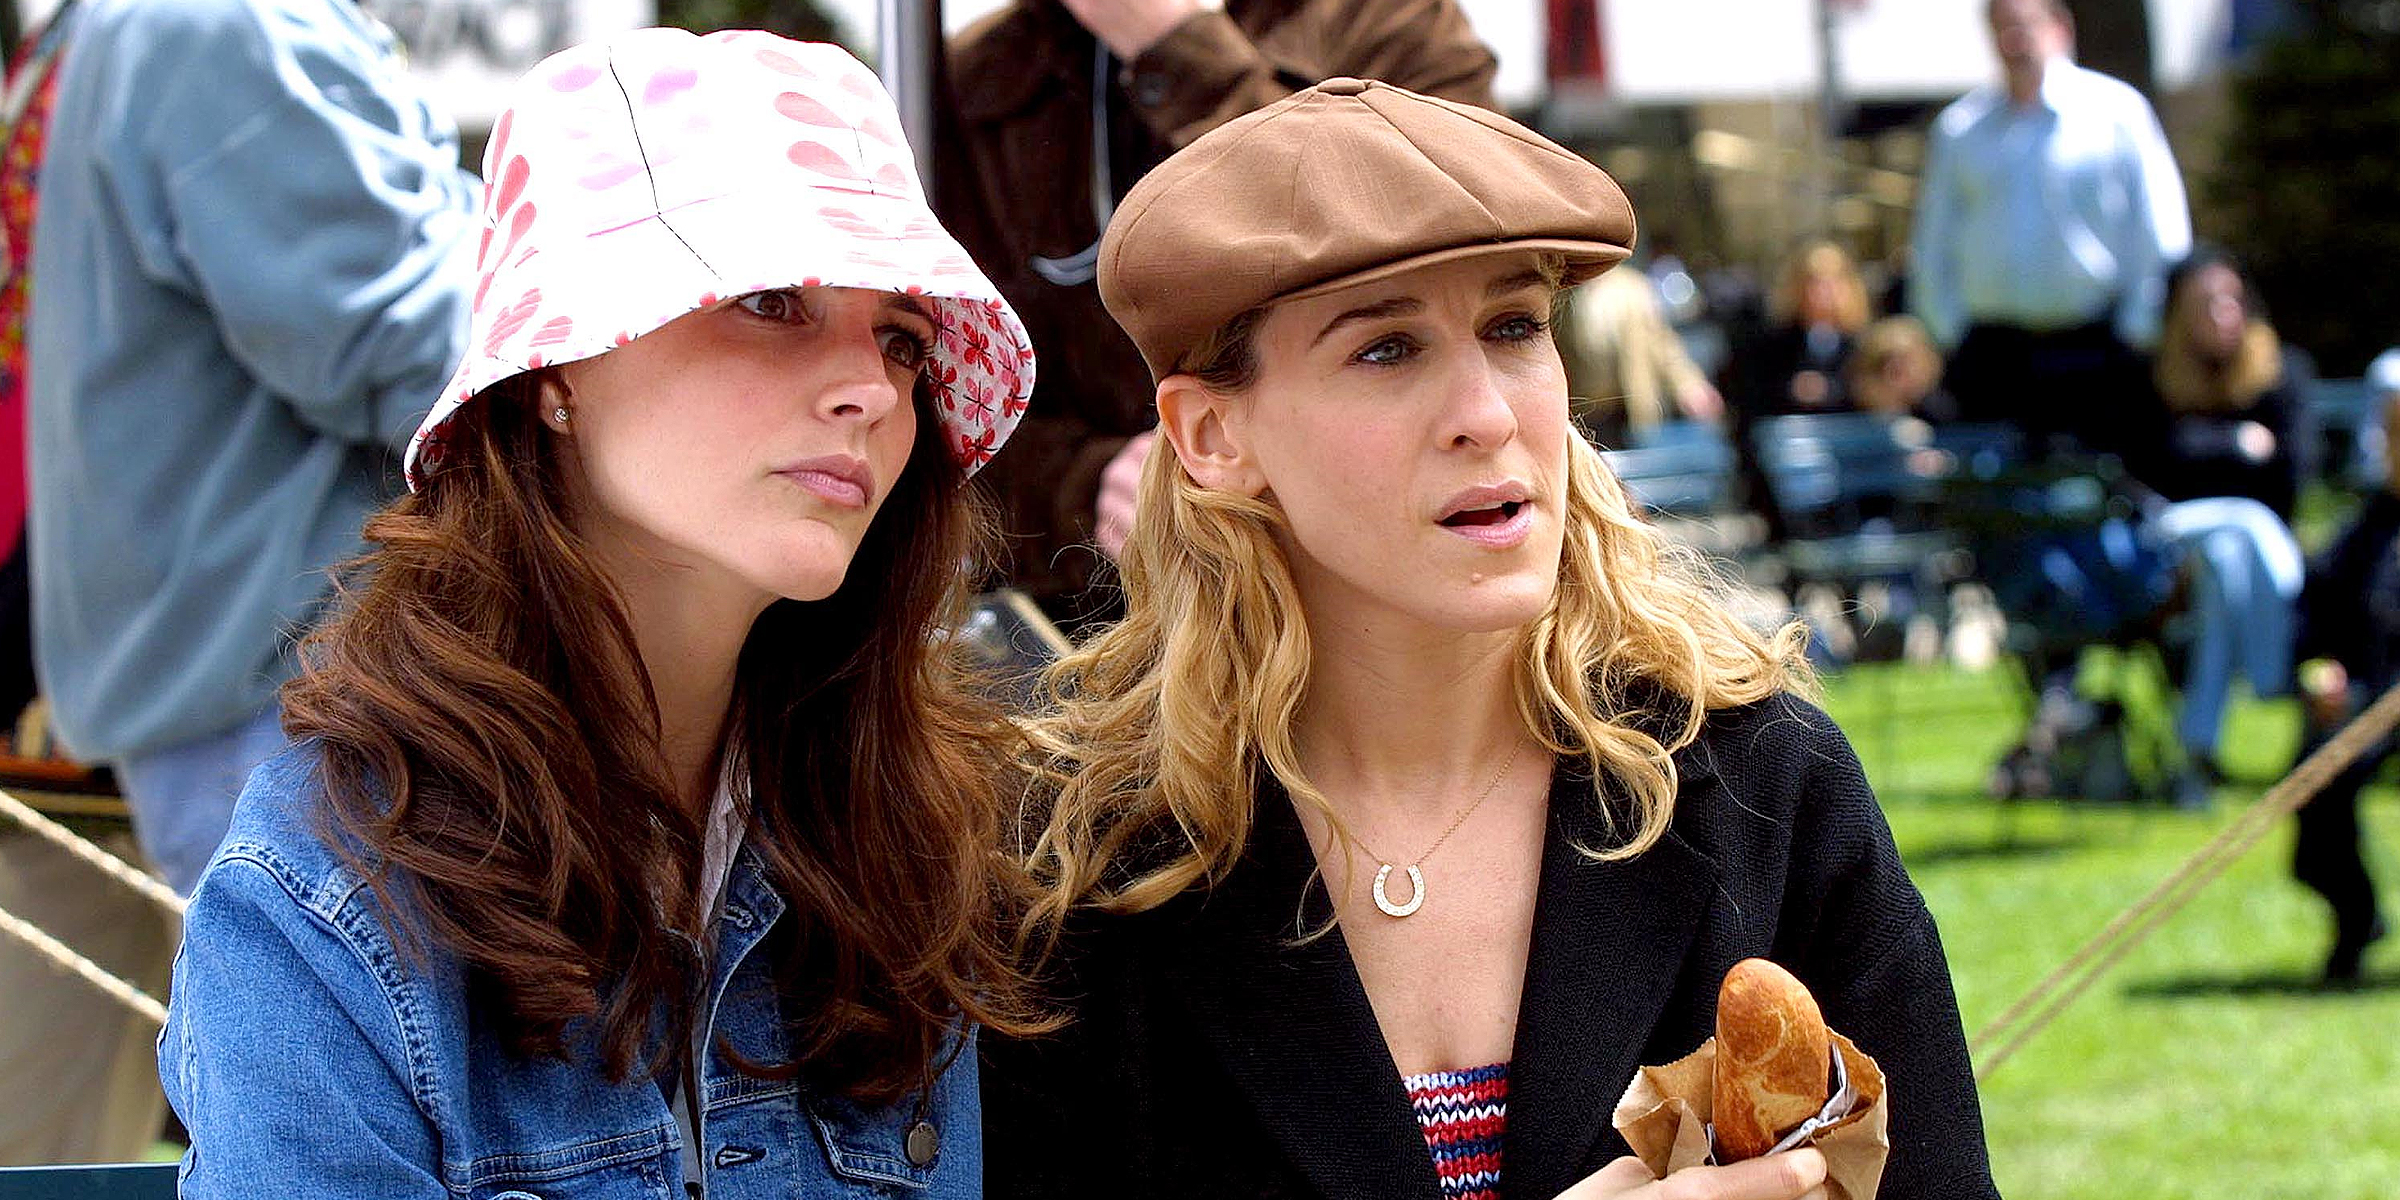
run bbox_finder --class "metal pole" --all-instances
[877,0,941,189]
[1814,0,1848,234]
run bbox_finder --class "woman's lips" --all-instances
[779,468,869,509]
[1440,500,1533,548]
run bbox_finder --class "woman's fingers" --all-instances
[1556,1155,1659,1198]
[1555,1148,1829,1200]
[1690,1148,1830,1199]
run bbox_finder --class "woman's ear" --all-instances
[537,370,577,434]
[1155,375,1266,496]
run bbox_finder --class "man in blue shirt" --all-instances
[26,0,479,894]
[1909,0,2192,445]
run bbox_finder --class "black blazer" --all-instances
[982,695,1999,1200]
[2118,350,2311,520]
[1727,322,1856,419]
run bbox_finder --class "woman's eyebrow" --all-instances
[1311,296,1423,347]
[1486,269,1549,297]
[884,293,937,323]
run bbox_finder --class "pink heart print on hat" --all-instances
[408,28,1036,490]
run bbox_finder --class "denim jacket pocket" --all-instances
[803,1091,942,1191]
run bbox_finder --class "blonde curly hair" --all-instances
[1019,274,1813,937]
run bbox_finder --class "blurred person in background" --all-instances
[1557,260,1725,448]
[934,0,1498,633]
[2368,345,2400,465]
[2290,386,2400,984]
[5,0,476,1164]
[1726,240,1870,420]
[28,0,479,894]
[1909,0,2190,449]
[1980,249,2307,808]
[2125,248,2308,520]
[2127,250,2307,806]
[1847,317,1957,422]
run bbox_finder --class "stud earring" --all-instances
[552,406,571,425]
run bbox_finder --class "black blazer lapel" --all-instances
[1151,787,1446,1200]
[1502,754,1723,1200]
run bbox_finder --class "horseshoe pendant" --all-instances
[1372,863,1425,917]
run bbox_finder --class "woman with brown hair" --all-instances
[984,80,1994,1200]
[159,30,1043,1199]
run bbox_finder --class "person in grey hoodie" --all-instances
[25,0,480,893]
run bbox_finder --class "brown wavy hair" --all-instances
[282,370,1046,1102]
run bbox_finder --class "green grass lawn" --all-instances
[1822,663,2400,1199]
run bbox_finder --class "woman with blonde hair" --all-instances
[2135,246,2307,518]
[983,80,1994,1200]
[1729,240,1873,418]
[2125,247,2309,803]
[1847,317,1957,421]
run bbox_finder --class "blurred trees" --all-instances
[2208,0,2400,374]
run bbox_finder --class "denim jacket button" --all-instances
[903,1120,940,1167]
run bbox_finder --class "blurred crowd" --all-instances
[1529,0,2399,991]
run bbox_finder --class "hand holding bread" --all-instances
[1609,958,1889,1199]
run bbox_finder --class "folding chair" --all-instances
[1749,413,1964,646]
[1597,419,1764,560]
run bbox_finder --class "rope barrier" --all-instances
[1970,677,2400,1080]
[0,787,186,916]
[0,899,168,1027]
[0,785,184,1024]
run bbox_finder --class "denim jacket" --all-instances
[162,745,983,1199]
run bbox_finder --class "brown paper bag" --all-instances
[1610,1031,1890,1200]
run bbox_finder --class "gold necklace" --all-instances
[1345,742,1529,918]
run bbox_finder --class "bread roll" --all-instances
[1711,957,1832,1162]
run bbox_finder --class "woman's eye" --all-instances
[881,327,935,371]
[1354,334,1419,366]
[1488,314,1550,343]
[735,289,806,322]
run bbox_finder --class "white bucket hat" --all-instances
[406,28,1036,489]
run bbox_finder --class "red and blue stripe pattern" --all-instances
[1402,1062,1508,1200]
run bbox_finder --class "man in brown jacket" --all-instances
[934,0,1497,630]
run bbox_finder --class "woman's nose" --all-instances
[817,315,906,424]
[1446,359,1519,450]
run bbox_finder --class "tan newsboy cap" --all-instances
[1098,77,1637,381]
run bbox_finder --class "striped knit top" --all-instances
[1402,1063,1508,1200]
